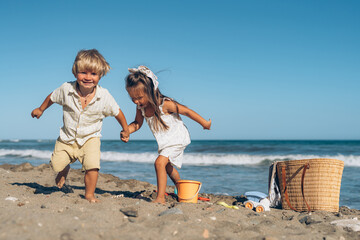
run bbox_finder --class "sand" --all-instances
[1,163,360,240]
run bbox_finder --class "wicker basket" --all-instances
[276,158,344,212]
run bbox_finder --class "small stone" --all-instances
[216,209,225,214]
[120,207,138,217]
[331,219,360,232]
[159,208,183,216]
[298,215,322,225]
[336,212,343,217]
[282,215,294,221]
[112,194,124,198]
[60,233,73,240]
[5,196,18,202]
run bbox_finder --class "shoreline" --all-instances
[1,162,360,239]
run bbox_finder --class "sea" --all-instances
[1,139,359,209]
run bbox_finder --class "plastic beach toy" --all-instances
[217,201,239,209]
[198,197,210,202]
[176,180,202,203]
[244,191,270,212]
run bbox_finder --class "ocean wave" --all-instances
[0,149,53,159]
[1,149,359,167]
[0,139,21,143]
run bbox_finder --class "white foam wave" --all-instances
[0,149,52,159]
[1,149,360,167]
[101,151,360,167]
[0,139,20,142]
[101,152,159,163]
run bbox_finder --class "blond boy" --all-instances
[31,49,129,202]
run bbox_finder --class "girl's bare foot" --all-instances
[55,165,70,188]
[153,197,166,204]
[85,195,100,203]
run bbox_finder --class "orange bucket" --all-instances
[176,180,202,203]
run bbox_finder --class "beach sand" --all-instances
[1,163,360,240]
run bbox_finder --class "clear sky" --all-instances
[1,0,359,140]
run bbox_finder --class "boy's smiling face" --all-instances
[76,70,100,91]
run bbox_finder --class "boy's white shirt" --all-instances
[50,81,120,146]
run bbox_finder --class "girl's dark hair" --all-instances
[125,71,180,132]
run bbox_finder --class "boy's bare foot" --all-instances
[55,165,70,188]
[153,197,166,204]
[85,195,100,203]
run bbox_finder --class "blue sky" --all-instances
[1,0,359,140]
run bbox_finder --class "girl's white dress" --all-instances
[140,98,191,168]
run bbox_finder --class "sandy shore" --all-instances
[1,163,359,240]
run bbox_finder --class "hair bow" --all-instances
[128,66,159,90]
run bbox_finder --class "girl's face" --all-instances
[127,87,149,108]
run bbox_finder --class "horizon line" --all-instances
[2,139,360,141]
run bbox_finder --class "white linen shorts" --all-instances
[159,145,187,169]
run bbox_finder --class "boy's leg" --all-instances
[80,138,101,202]
[50,140,73,188]
[84,168,99,203]
[166,163,180,185]
[154,155,170,204]
[55,164,70,188]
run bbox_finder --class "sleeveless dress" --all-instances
[139,98,191,169]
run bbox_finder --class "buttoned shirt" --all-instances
[50,81,120,146]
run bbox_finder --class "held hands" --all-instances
[203,119,212,130]
[120,130,129,143]
[31,108,44,119]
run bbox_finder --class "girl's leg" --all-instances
[84,168,99,203]
[154,155,170,204]
[166,163,180,185]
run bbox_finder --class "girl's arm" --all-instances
[128,108,144,134]
[115,108,130,143]
[163,100,211,130]
[31,93,54,119]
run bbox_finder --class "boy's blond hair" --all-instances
[72,49,110,78]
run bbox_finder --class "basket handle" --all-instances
[301,163,311,212]
[281,163,311,212]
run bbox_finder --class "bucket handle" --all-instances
[178,183,202,201]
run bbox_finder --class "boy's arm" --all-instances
[31,93,54,119]
[128,108,144,134]
[115,108,130,142]
[163,100,211,130]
